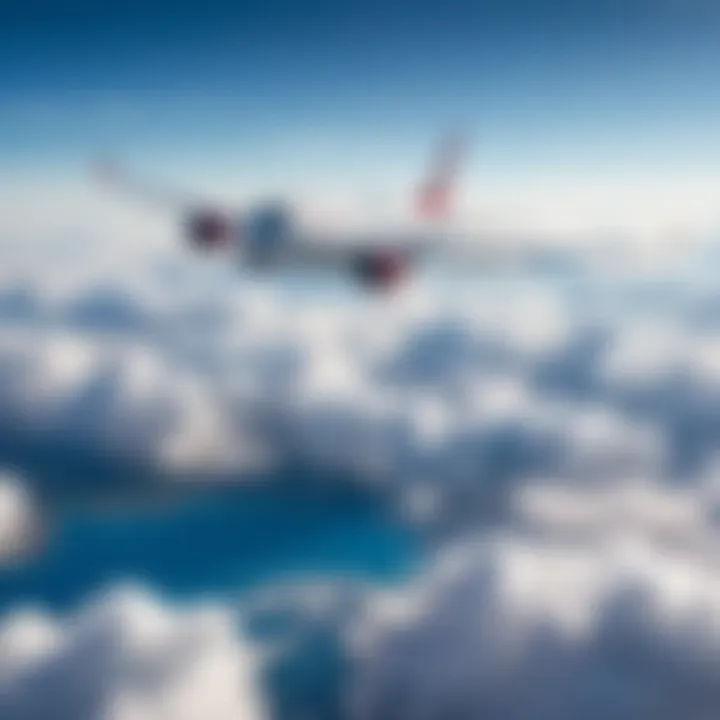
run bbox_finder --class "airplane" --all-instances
[92,133,485,292]
[95,135,684,288]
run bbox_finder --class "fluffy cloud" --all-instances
[2,240,720,719]
[346,476,720,720]
[0,472,43,563]
[0,253,715,507]
[0,586,264,720]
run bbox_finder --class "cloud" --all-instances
[2,231,720,718]
[346,476,720,720]
[0,249,715,507]
[4,476,710,720]
[0,586,264,720]
[0,472,43,563]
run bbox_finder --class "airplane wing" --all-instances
[281,223,653,280]
[92,157,209,212]
[269,225,531,290]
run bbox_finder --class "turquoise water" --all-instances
[0,479,420,613]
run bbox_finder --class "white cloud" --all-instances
[347,476,720,720]
[0,472,43,562]
[0,248,716,499]
[0,586,265,720]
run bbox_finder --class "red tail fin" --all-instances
[415,132,467,220]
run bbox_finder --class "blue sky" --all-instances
[3,0,720,237]
[3,0,720,165]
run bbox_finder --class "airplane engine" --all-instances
[351,248,410,291]
[184,208,233,252]
[241,202,295,268]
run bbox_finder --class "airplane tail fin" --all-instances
[415,131,468,221]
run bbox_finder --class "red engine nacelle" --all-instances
[185,209,233,252]
[352,249,410,291]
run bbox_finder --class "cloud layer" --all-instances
[1,239,720,719]
[0,251,716,505]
